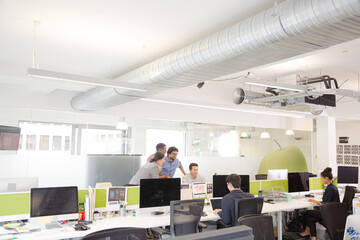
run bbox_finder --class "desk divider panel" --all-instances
[94,188,107,208]
[260,179,288,192]
[249,181,260,195]
[0,192,29,216]
[126,186,140,206]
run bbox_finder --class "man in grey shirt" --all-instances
[129,152,165,185]
[182,163,206,184]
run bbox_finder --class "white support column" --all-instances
[315,116,337,174]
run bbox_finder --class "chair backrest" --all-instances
[81,227,147,240]
[170,199,204,237]
[255,174,267,180]
[238,214,275,240]
[234,197,264,225]
[342,186,355,212]
[320,202,348,240]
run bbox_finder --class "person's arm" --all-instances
[219,197,231,225]
[150,165,159,179]
[308,199,321,205]
[159,173,170,178]
[179,166,186,176]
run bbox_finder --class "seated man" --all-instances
[182,163,206,184]
[214,174,253,226]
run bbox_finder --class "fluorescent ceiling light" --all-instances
[240,132,248,138]
[28,68,147,92]
[285,129,295,135]
[260,130,270,139]
[140,98,306,118]
[116,121,128,130]
[245,79,307,92]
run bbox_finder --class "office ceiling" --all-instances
[0,0,360,121]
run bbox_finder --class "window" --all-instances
[26,135,36,150]
[39,135,50,150]
[146,129,185,156]
[52,136,62,150]
[64,136,70,151]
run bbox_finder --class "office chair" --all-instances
[238,214,275,240]
[152,199,205,238]
[255,174,267,180]
[234,197,264,225]
[217,197,264,228]
[320,202,348,240]
[81,227,147,240]
[342,186,356,214]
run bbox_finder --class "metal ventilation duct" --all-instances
[71,0,360,111]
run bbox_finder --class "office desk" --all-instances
[344,214,360,240]
[261,195,322,240]
[10,206,219,240]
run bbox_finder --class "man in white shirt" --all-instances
[182,163,206,184]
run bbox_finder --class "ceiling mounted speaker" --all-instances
[232,88,246,104]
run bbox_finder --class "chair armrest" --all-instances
[198,222,208,232]
[151,227,169,238]
[217,220,231,228]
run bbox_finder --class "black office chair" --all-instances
[238,214,275,240]
[320,202,348,240]
[217,197,264,228]
[152,199,205,238]
[234,197,264,225]
[255,174,267,180]
[81,227,147,240]
[342,186,356,214]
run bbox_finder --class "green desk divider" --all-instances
[250,181,260,195]
[309,178,324,190]
[95,189,107,208]
[127,187,140,206]
[260,179,288,192]
[0,193,30,216]
[78,189,88,203]
[0,190,98,217]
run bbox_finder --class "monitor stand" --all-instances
[45,222,62,230]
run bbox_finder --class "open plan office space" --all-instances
[1,0,360,239]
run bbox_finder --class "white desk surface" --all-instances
[8,205,219,240]
[4,194,324,240]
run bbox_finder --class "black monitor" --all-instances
[30,186,78,222]
[140,178,180,208]
[338,166,359,184]
[288,172,309,192]
[212,175,250,198]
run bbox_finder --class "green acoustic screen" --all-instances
[258,146,308,174]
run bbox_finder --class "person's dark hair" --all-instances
[167,146,178,155]
[156,143,166,151]
[189,163,198,170]
[321,167,333,180]
[226,174,242,189]
[151,152,165,162]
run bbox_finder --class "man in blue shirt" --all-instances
[160,146,186,178]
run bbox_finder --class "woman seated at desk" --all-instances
[129,152,165,185]
[300,167,340,240]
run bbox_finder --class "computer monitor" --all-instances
[267,169,288,180]
[288,172,309,193]
[30,186,78,224]
[338,166,359,184]
[0,177,38,193]
[212,175,250,198]
[140,178,180,208]
[192,183,207,197]
[106,187,127,211]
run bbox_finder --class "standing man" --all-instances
[160,146,186,178]
[147,143,167,162]
[182,163,206,183]
[213,174,253,227]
